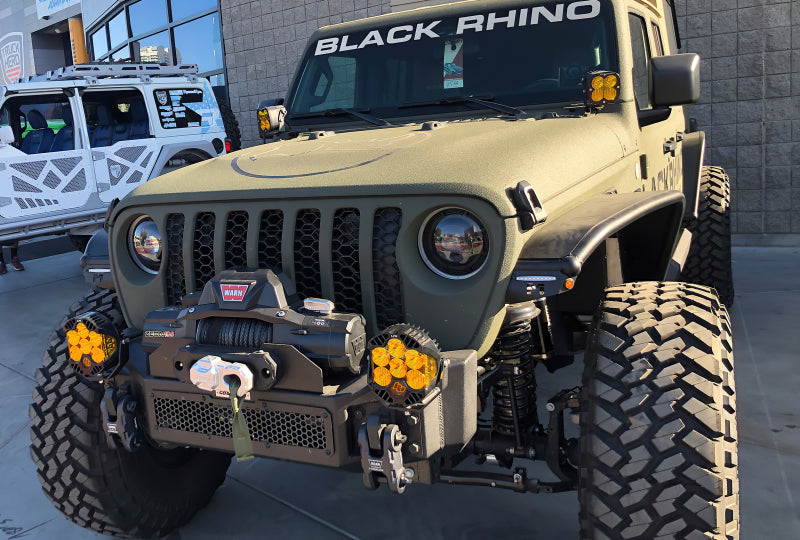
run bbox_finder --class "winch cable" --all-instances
[227,377,254,462]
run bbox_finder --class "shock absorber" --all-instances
[491,302,540,444]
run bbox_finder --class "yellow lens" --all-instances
[387,338,406,359]
[604,74,618,88]
[591,75,604,89]
[591,88,604,102]
[373,366,391,386]
[76,323,89,339]
[69,345,82,362]
[389,357,407,378]
[258,110,271,131]
[80,340,92,354]
[89,332,102,347]
[91,347,106,364]
[604,87,617,101]
[405,349,424,370]
[371,347,390,366]
[67,330,79,346]
[422,355,438,385]
[406,369,425,390]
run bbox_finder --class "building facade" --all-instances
[1,0,798,245]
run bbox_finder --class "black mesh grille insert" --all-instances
[332,208,362,314]
[193,212,216,291]
[165,214,186,305]
[372,208,404,330]
[153,397,328,450]
[225,211,248,269]
[293,209,321,299]
[258,210,283,272]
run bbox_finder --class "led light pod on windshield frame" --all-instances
[368,324,441,406]
[64,312,120,376]
[583,70,621,107]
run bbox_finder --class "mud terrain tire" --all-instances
[29,289,231,538]
[219,101,241,151]
[681,166,734,307]
[579,282,738,539]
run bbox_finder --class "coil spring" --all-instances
[491,317,537,438]
[196,317,272,348]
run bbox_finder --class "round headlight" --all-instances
[418,208,489,279]
[128,216,162,274]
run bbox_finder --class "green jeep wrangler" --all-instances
[30,0,738,538]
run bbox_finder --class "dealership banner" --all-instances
[37,0,81,20]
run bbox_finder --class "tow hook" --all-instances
[102,385,142,453]
[358,416,413,494]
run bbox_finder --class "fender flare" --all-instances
[80,229,115,290]
[681,131,705,222]
[507,191,685,309]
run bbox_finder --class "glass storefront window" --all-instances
[173,14,222,73]
[170,0,217,22]
[111,45,132,63]
[133,30,175,64]
[128,0,168,38]
[108,11,128,49]
[91,29,109,59]
[208,73,227,105]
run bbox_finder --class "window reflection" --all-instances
[108,11,128,49]
[128,0,168,38]
[133,31,179,64]
[91,30,109,59]
[173,14,222,73]
[170,0,216,22]
[111,45,132,63]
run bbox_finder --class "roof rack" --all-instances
[16,63,199,83]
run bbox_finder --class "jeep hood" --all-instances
[117,115,626,219]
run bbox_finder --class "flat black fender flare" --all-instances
[681,130,706,222]
[507,190,685,313]
[80,228,115,290]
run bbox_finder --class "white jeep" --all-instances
[0,63,230,249]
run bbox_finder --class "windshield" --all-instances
[286,0,617,125]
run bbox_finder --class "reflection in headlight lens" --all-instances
[129,217,162,274]
[420,208,488,278]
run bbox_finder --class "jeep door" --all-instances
[627,9,684,194]
[82,88,161,204]
[0,90,96,238]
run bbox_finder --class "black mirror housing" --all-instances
[651,53,700,107]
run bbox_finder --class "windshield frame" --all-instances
[285,0,619,128]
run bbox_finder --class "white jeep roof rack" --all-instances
[16,63,199,83]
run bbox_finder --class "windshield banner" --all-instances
[314,0,601,56]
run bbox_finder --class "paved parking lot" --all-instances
[0,246,798,539]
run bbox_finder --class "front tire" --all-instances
[579,282,738,539]
[29,289,231,537]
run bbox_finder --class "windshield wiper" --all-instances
[399,96,524,117]
[289,107,391,127]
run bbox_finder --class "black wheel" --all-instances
[219,101,241,151]
[29,289,230,538]
[681,166,734,307]
[579,282,738,539]
[68,234,91,253]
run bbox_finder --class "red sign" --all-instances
[220,283,249,302]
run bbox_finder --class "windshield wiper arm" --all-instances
[290,107,391,127]
[399,96,524,117]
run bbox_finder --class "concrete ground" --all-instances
[0,247,798,539]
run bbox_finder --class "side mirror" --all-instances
[257,98,286,141]
[0,125,14,144]
[651,53,700,107]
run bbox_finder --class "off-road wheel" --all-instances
[579,282,738,539]
[29,289,231,538]
[681,166,734,307]
[219,101,241,151]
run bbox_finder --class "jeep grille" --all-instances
[163,207,403,334]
